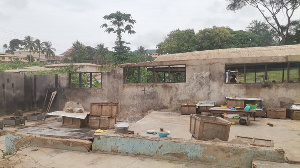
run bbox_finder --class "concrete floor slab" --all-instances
[129,111,300,162]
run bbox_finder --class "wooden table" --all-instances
[209,107,256,126]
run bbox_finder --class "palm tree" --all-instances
[34,39,45,61]
[23,36,36,62]
[43,41,56,59]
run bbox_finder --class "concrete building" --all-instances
[0,53,28,63]
[0,44,299,121]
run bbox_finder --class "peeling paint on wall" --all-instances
[92,134,285,168]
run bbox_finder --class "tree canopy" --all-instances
[226,0,300,44]
[101,11,136,64]
[157,29,197,54]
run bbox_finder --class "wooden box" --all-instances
[227,99,244,108]
[267,108,286,119]
[90,103,118,117]
[62,116,88,128]
[190,114,231,141]
[89,116,116,129]
[181,104,196,115]
[287,110,300,120]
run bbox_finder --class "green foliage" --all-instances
[42,41,56,59]
[26,55,35,62]
[0,60,46,71]
[226,0,300,44]
[196,27,232,50]
[101,11,136,64]
[286,20,300,44]
[94,44,109,65]
[247,20,278,46]
[157,29,197,54]
[69,41,89,63]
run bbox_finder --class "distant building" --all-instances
[13,50,47,62]
[45,63,101,72]
[0,53,29,63]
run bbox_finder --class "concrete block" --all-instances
[92,134,285,168]
[5,131,92,153]
[252,160,300,168]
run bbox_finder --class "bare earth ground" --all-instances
[0,137,225,168]
[0,111,300,167]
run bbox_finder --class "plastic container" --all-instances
[158,132,169,137]
[246,104,257,110]
[115,123,129,134]
[244,105,250,111]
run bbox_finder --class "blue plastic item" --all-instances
[158,132,169,137]
[244,105,250,111]
[231,107,236,110]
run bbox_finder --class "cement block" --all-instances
[5,131,92,153]
[252,160,300,168]
[93,134,285,168]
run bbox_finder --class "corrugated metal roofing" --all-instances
[154,44,300,62]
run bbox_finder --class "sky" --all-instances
[0,0,299,55]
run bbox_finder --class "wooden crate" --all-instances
[181,104,196,115]
[62,116,88,128]
[190,114,231,141]
[90,103,118,117]
[227,99,244,108]
[287,110,300,120]
[89,115,116,129]
[267,108,286,119]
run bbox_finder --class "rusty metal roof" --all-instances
[154,44,300,62]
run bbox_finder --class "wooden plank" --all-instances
[109,117,116,129]
[100,116,109,129]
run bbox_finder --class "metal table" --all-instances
[209,107,256,126]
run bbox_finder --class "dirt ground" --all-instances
[1,110,300,167]
[129,111,300,162]
[0,136,226,168]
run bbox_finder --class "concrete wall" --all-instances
[0,72,26,115]
[118,56,300,121]
[53,70,122,112]
[0,72,68,115]
[92,134,285,168]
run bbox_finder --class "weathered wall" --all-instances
[0,72,68,115]
[92,134,285,168]
[0,72,26,115]
[53,70,122,112]
[5,131,92,152]
[118,56,300,121]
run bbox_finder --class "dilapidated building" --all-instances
[0,45,299,121]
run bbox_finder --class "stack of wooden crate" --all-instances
[89,103,118,129]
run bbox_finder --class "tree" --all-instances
[286,20,300,44]
[34,39,45,61]
[6,39,23,54]
[69,41,88,63]
[43,41,56,59]
[3,44,8,53]
[101,11,136,64]
[226,0,300,44]
[225,30,260,48]
[23,36,36,62]
[94,44,109,65]
[247,20,278,46]
[157,29,197,54]
[196,27,232,50]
